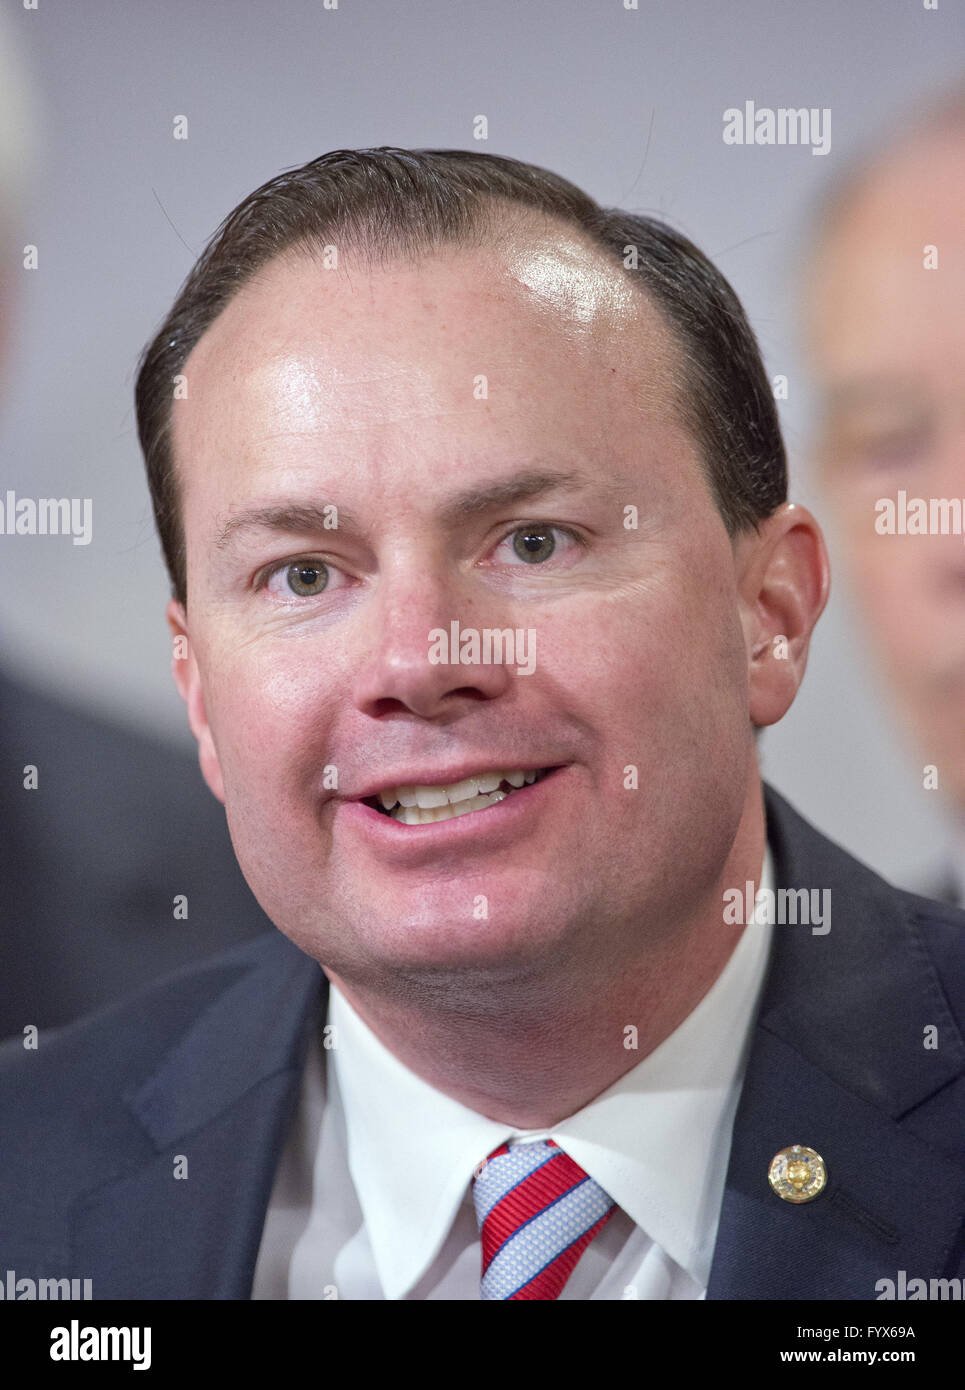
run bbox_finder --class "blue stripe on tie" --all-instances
[481,1179,614,1300]
[473,1141,560,1223]
[503,1203,612,1299]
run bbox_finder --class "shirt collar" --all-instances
[330,846,773,1299]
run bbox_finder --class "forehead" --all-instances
[807,133,965,378]
[178,219,681,416]
[170,220,701,533]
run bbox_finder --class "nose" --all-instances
[350,560,516,721]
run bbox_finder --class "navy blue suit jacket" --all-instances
[2,785,964,1299]
[0,667,271,1038]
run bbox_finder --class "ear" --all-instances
[167,598,226,803]
[735,503,830,728]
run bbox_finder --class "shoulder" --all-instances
[0,928,323,1279]
[0,928,312,1117]
[761,783,965,1128]
[764,780,965,949]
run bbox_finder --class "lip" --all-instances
[335,764,569,861]
[348,764,561,804]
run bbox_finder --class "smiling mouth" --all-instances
[362,767,556,825]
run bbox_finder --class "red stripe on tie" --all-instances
[509,1207,616,1300]
[480,1148,586,1273]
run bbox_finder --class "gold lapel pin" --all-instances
[768,1144,827,1203]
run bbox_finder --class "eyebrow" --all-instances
[216,502,354,551]
[214,467,596,550]
[822,380,928,414]
[438,468,593,524]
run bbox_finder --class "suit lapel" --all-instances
[707,786,965,1298]
[68,933,327,1298]
[707,1030,965,1298]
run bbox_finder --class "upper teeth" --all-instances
[378,768,538,811]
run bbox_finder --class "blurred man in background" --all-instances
[803,83,965,906]
[0,15,270,1039]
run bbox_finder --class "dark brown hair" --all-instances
[135,147,786,605]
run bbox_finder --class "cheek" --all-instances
[204,639,338,805]
[848,545,933,657]
[538,549,746,756]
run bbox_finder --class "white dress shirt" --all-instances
[252,848,774,1300]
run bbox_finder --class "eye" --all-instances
[263,558,342,599]
[860,432,928,468]
[834,414,933,472]
[496,524,579,565]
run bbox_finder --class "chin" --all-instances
[299,900,578,986]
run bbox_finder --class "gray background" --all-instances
[1,0,962,887]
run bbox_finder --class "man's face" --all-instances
[170,223,759,990]
[806,133,965,810]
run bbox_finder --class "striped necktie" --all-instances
[472,1138,617,1299]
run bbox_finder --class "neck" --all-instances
[327,782,767,1129]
